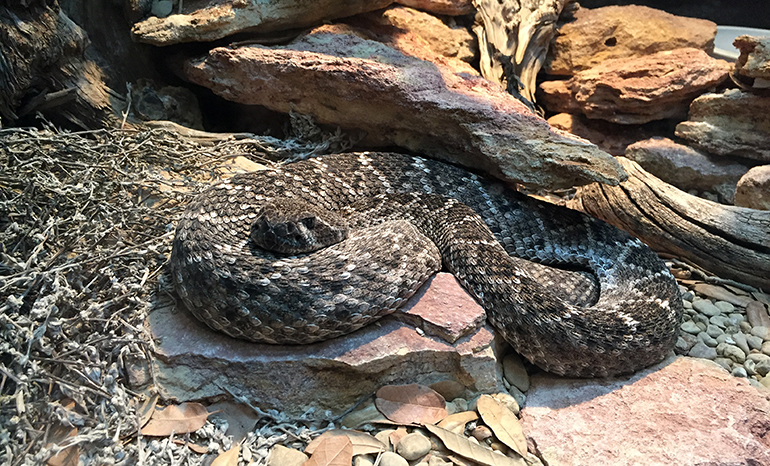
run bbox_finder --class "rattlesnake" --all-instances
[170,152,683,377]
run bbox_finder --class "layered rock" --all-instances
[625,138,752,204]
[734,35,770,84]
[131,0,394,45]
[675,90,770,162]
[539,48,731,124]
[143,273,505,416]
[545,5,717,75]
[395,0,474,16]
[735,165,770,210]
[520,356,770,466]
[184,24,624,190]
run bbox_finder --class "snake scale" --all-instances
[170,152,683,377]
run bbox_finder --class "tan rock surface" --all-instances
[395,0,474,16]
[540,48,731,124]
[675,90,770,162]
[131,0,394,46]
[625,137,751,204]
[184,25,624,189]
[545,5,717,75]
[734,35,770,81]
[735,165,770,210]
[521,356,770,466]
[145,272,504,416]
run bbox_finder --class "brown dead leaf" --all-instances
[437,411,479,434]
[305,429,385,457]
[424,424,526,466]
[375,384,447,425]
[211,443,240,466]
[476,395,527,457]
[302,435,353,466]
[389,426,408,449]
[138,394,159,430]
[140,402,210,436]
[45,426,78,466]
[172,439,208,454]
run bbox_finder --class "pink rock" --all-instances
[545,5,717,76]
[540,48,731,124]
[144,273,503,415]
[184,24,624,190]
[395,0,474,16]
[521,356,770,466]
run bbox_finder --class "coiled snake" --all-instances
[170,152,683,377]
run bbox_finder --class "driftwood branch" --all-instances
[568,157,770,290]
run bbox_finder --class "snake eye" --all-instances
[300,215,316,229]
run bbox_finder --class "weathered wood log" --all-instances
[568,157,770,290]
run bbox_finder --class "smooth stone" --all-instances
[709,315,730,329]
[754,358,770,377]
[697,332,718,348]
[150,0,173,18]
[682,291,695,301]
[375,430,395,450]
[266,445,308,466]
[706,325,724,339]
[714,358,733,372]
[675,337,692,353]
[692,313,710,325]
[354,455,376,466]
[396,433,432,461]
[715,301,735,314]
[681,331,698,347]
[762,341,770,356]
[692,284,754,307]
[762,375,770,389]
[732,366,748,378]
[740,321,753,333]
[508,385,526,409]
[683,300,693,309]
[380,451,409,466]
[733,333,751,356]
[748,335,764,351]
[747,301,770,328]
[751,326,770,341]
[688,341,718,360]
[692,299,723,317]
[502,353,531,392]
[723,344,747,364]
[745,360,758,376]
[716,334,731,345]
[681,320,701,335]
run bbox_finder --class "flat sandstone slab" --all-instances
[539,48,731,124]
[521,356,770,466]
[184,24,623,190]
[146,273,504,416]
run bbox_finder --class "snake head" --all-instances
[250,199,348,254]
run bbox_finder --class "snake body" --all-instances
[170,152,683,377]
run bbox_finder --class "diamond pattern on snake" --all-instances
[170,152,683,377]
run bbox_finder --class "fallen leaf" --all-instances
[375,384,447,425]
[437,411,479,434]
[140,402,210,436]
[138,394,159,430]
[45,426,78,466]
[305,429,385,457]
[210,443,240,466]
[425,424,526,466]
[389,426,408,449]
[172,439,208,454]
[302,435,353,466]
[476,395,527,457]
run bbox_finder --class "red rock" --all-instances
[520,356,770,466]
[144,273,504,416]
[395,0,474,16]
[545,5,717,76]
[540,48,731,124]
[676,90,770,162]
[735,165,770,210]
[184,24,624,190]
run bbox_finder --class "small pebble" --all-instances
[714,301,735,313]
[740,321,753,333]
[762,341,770,356]
[713,358,733,372]
[697,332,718,347]
[683,300,693,310]
[471,426,493,442]
[507,386,526,409]
[751,326,770,341]
[396,433,431,461]
[354,455,376,466]
[380,451,408,466]
[675,336,692,353]
[151,0,173,17]
[732,332,751,355]
[732,366,748,378]
[681,291,695,301]
[693,299,722,317]
[723,344,747,364]
[709,315,730,329]
[755,358,770,377]
[502,353,530,392]
[693,314,710,325]
[680,320,700,335]
[716,334,731,345]
[747,335,764,351]
[688,341,717,360]
[746,301,770,328]
[375,430,395,450]
[706,324,723,339]
[744,359,757,376]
